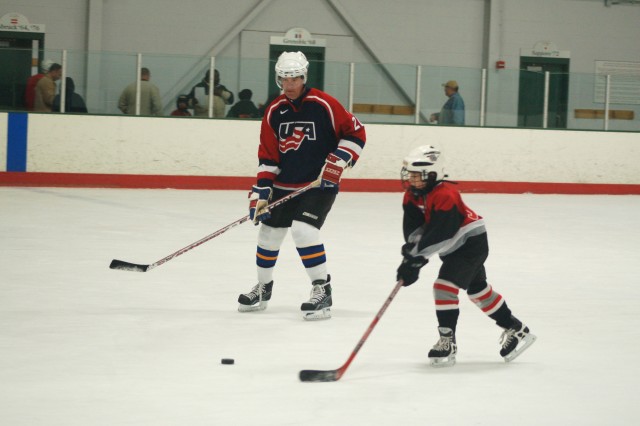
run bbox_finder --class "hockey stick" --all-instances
[299,279,404,382]
[109,179,320,272]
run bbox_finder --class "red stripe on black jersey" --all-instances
[403,183,486,259]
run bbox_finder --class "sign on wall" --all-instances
[594,60,640,105]
[0,13,45,33]
[520,41,570,59]
[270,27,326,47]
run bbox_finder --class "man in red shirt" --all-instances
[170,95,191,116]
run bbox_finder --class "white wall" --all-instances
[484,0,640,128]
[0,0,88,50]
[4,113,639,185]
[4,0,639,72]
[496,0,640,72]
[2,0,640,127]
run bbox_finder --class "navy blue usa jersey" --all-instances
[257,87,366,192]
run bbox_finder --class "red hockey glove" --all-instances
[319,152,349,190]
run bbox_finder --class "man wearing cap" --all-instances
[430,80,465,125]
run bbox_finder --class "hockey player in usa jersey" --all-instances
[396,145,536,366]
[238,51,366,321]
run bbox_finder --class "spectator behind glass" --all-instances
[53,77,88,113]
[227,88,259,118]
[188,69,234,118]
[25,59,54,111]
[170,94,191,116]
[118,67,162,116]
[33,63,62,112]
[429,80,465,125]
[257,92,280,117]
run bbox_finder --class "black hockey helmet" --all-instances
[176,94,189,109]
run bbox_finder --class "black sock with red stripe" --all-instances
[490,303,514,329]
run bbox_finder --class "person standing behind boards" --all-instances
[33,63,62,112]
[118,67,162,116]
[188,69,234,118]
[429,80,465,125]
[53,77,88,113]
[170,95,191,116]
[25,59,54,111]
[226,89,259,118]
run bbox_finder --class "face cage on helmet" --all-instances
[401,167,438,195]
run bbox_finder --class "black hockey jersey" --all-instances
[403,183,487,259]
[256,87,366,192]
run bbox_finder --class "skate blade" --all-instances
[238,301,268,313]
[504,333,537,362]
[430,356,456,368]
[302,307,331,321]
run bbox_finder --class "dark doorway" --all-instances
[268,45,325,100]
[518,57,569,128]
[0,31,45,111]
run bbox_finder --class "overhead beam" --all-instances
[325,0,430,123]
[162,0,275,110]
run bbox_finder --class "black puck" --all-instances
[221,358,235,365]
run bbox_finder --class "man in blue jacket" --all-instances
[430,80,465,125]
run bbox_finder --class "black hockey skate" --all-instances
[499,317,537,362]
[238,281,273,312]
[428,327,457,367]
[300,275,332,321]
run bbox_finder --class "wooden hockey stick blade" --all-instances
[299,369,342,382]
[109,259,150,272]
[299,280,404,383]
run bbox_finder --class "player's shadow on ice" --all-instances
[346,361,522,382]
[420,361,513,374]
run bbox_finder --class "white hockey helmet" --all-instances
[275,51,309,89]
[401,145,446,193]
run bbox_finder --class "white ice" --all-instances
[1,187,639,425]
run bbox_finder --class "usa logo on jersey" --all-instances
[278,121,317,153]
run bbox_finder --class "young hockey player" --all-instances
[238,51,366,320]
[396,145,536,366]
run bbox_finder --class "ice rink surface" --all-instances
[1,187,639,425]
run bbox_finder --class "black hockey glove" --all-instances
[397,243,428,286]
[400,243,415,258]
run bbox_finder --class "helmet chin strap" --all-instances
[410,174,444,197]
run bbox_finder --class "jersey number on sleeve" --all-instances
[352,116,362,131]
